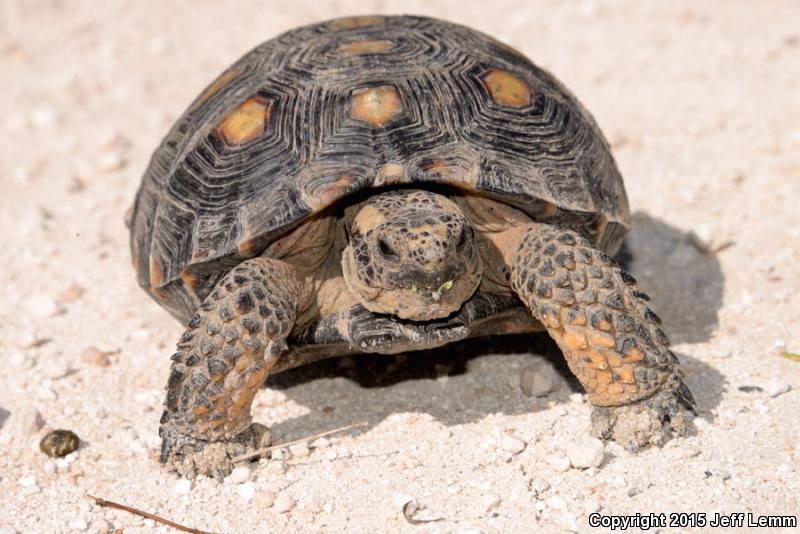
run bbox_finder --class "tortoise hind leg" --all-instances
[159,256,301,477]
[510,223,695,450]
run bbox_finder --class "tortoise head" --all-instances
[342,189,482,320]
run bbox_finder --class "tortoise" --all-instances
[129,15,694,476]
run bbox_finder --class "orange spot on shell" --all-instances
[330,16,385,30]
[217,96,272,145]
[180,268,198,290]
[351,85,402,127]
[373,163,407,186]
[304,174,355,210]
[196,66,241,106]
[480,68,532,108]
[149,255,164,289]
[337,39,394,56]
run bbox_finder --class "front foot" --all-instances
[591,380,695,451]
[160,423,271,479]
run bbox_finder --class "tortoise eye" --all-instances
[377,238,399,260]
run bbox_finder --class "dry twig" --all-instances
[231,421,367,463]
[86,494,217,534]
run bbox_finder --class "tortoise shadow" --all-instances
[264,212,726,442]
[0,406,9,432]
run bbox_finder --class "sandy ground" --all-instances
[1,1,799,532]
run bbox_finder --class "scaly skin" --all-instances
[159,257,300,477]
[511,224,695,449]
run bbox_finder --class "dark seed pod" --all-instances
[39,429,80,458]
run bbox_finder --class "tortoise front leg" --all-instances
[159,256,301,477]
[510,223,695,449]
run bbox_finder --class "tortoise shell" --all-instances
[130,15,630,323]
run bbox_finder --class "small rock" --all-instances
[682,445,702,458]
[37,386,57,401]
[546,454,571,472]
[57,283,85,306]
[43,360,71,380]
[567,438,605,469]
[237,482,256,501]
[90,519,113,533]
[28,294,59,318]
[519,364,557,397]
[584,498,601,514]
[254,491,275,508]
[311,437,330,449]
[272,492,294,513]
[627,486,640,497]
[96,151,125,172]
[694,417,710,430]
[68,518,88,531]
[479,494,501,515]
[21,408,46,435]
[499,433,527,454]
[227,466,251,484]
[715,469,732,481]
[304,495,324,514]
[19,475,38,488]
[265,460,286,474]
[530,478,550,497]
[766,379,791,398]
[30,106,58,127]
[289,442,310,457]
[174,479,192,495]
[81,346,110,368]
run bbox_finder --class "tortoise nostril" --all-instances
[377,238,399,260]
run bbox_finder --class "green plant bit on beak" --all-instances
[411,284,418,293]
[440,280,454,292]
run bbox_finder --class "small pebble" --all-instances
[68,518,88,531]
[90,519,113,533]
[546,454,571,473]
[227,466,251,484]
[19,475,38,488]
[289,442,310,457]
[766,379,791,398]
[237,482,256,501]
[272,492,294,513]
[584,498,601,514]
[479,494,501,515]
[254,491,275,508]
[22,408,46,435]
[37,386,58,401]
[40,429,80,457]
[174,479,192,495]
[265,460,286,474]
[715,469,732,481]
[304,496,324,514]
[311,437,331,449]
[499,433,527,454]
[28,294,59,318]
[44,360,71,380]
[81,346,110,368]
[567,438,605,469]
[627,486,640,497]
[519,365,557,397]
[682,446,702,458]
[530,478,550,497]
[57,283,85,305]
[96,151,125,172]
